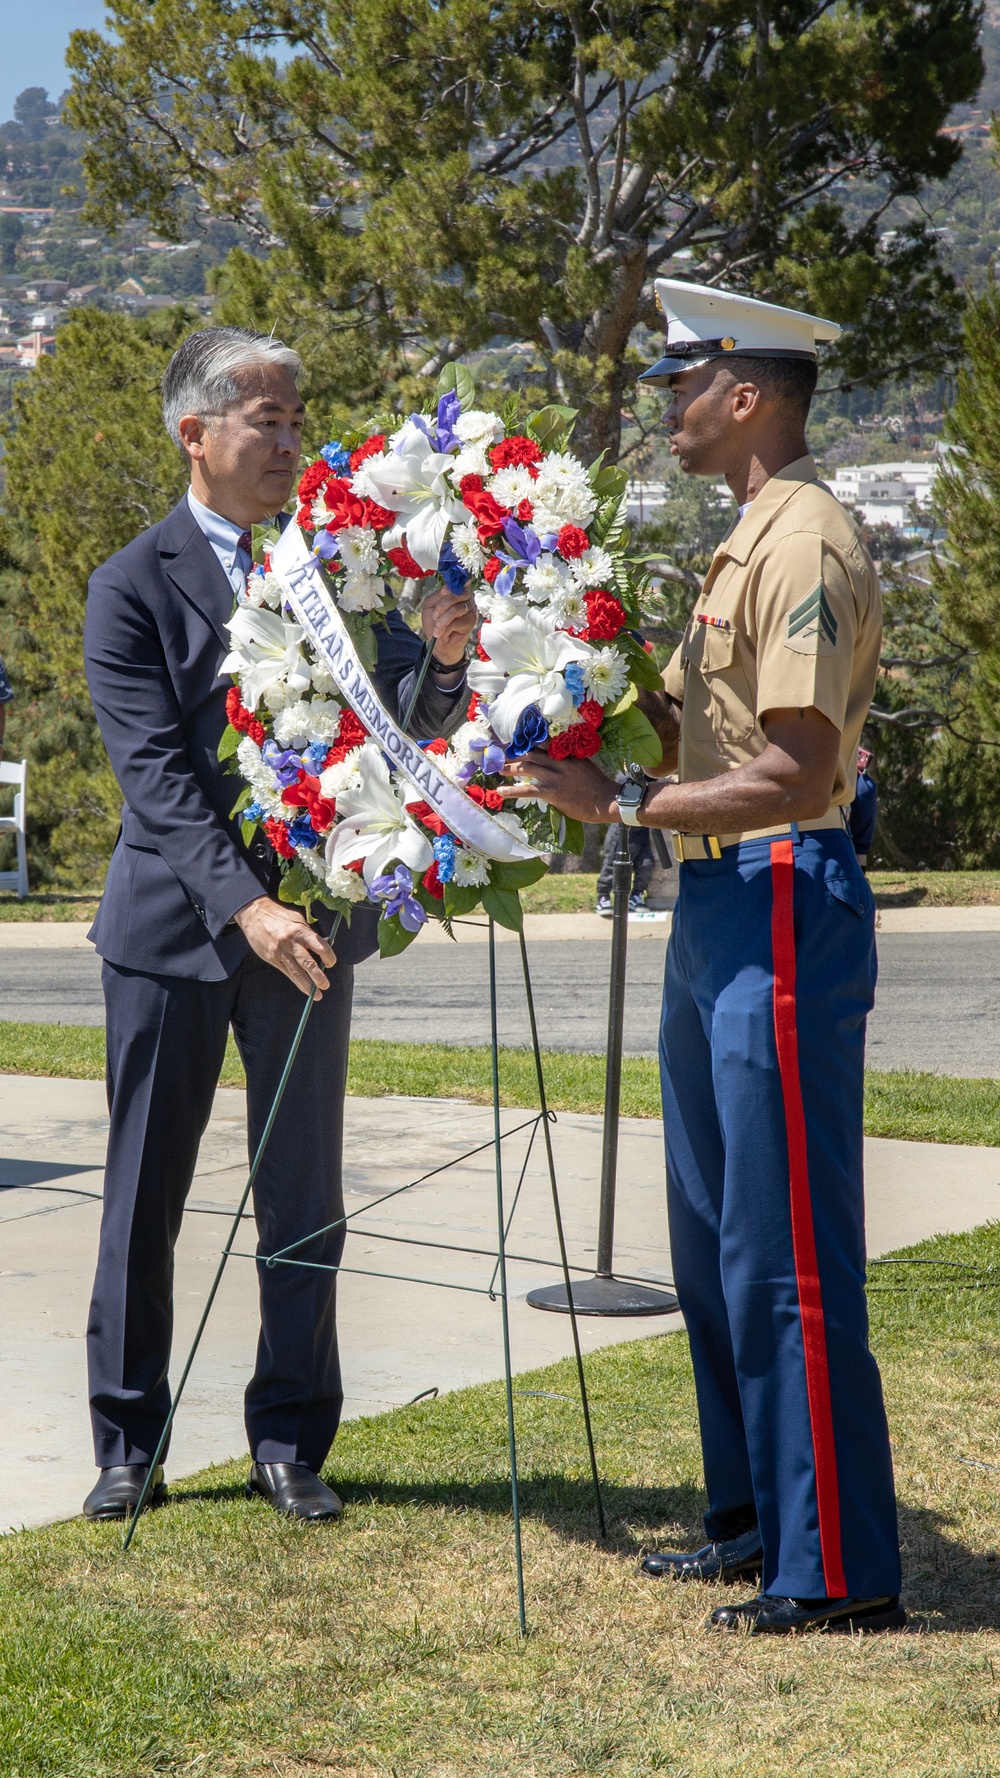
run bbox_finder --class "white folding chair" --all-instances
[0,759,29,899]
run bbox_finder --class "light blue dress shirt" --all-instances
[186,487,252,601]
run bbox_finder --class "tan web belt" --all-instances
[670,810,849,863]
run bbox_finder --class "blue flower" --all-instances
[563,662,586,707]
[505,704,549,759]
[302,742,328,774]
[435,391,462,452]
[312,529,339,561]
[437,539,469,595]
[368,863,427,932]
[246,800,265,822]
[433,834,457,882]
[288,815,318,849]
[320,441,351,472]
[262,741,304,787]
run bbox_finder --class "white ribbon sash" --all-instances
[271,523,538,864]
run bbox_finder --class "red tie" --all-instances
[237,530,252,557]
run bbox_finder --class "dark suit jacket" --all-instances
[85,495,466,980]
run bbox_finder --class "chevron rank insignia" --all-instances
[784,583,838,655]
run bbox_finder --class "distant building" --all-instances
[15,331,56,367]
[29,306,63,330]
[825,461,939,531]
[67,284,108,306]
[115,276,146,298]
[23,280,69,303]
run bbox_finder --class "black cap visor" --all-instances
[639,345,818,386]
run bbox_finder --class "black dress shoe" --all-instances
[641,1525,764,1582]
[83,1464,166,1521]
[247,1461,343,1521]
[708,1592,906,1634]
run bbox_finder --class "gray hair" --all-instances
[162,325,303,449]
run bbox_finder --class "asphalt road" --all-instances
[0,931,997,1076]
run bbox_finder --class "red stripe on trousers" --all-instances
[770,838,847,1599]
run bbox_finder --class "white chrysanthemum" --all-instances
[298,847,327,878]
[452,846,491,887]
[310,662,339,696]
[454,410,503,445]
[549,584,589,632]
[582,646,630,706]
[236,737,284,816]
[337,573,384,613]
[337,525,380,577]
[487,465,536,508]
[273,697,342,748]
[245,570,284,611]
[532,453,597,527]
[448,718,491,769]
[325,863,370,903]
[447,443,491,488]
[523,555,572,604]
[451,521,488,575]
[319,748,364,799]
[571,546,615,590]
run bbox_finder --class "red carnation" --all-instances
[425,737,449,755]
[298,459,332,501]
[483,555,503,585]
[408,799,450,837]
[295,504,313,529]
[226,686,249,732]
[263,817,296,859]
[584,588,626,641]
[475,639,491,661]
[517,499,534,524]
[422,860,445,900]
[343,857,365,873]
[578,699,604,727]
[557,524,590,560]
[323,710,369,767]
[365,500,396,529]
[467,692,481,721]
[489,435,544,476]
[459,474,484,497]
[387,543,433,580]
[247,716,267,747]
[548,720,602,760]
[349,434,386,472]
[322,478,367,530]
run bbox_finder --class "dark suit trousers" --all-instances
[88,953,354,1471]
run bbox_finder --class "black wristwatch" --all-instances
[614,765,648,827]
[428,654,466,676]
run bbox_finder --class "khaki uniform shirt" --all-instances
[662,456,882,813]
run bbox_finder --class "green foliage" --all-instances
[0,308,191,884]
[66,0,983,462]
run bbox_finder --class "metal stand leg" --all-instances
[528,825,678,1317]
[488,919,527,1635]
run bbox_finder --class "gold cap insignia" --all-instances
[721,336,736,350]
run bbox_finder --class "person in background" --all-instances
[850,747,877,871]
[595,811,655,915]
[0,652,12,755]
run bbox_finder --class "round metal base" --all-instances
[526,1275,680,1317]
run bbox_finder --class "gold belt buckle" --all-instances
[672,833,722,861]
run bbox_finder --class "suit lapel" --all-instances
[158,496,236,649]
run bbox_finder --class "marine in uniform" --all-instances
[505,280,903,1634]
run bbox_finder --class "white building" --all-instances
[825,460,939,531]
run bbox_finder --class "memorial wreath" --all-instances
[219,365,664,954]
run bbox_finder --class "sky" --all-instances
[1,2,108,128]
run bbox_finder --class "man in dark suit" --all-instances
[82,326,475,1521]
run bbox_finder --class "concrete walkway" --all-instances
[1,1074,998,1535]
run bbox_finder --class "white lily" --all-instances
[355,419,465,570]
[466,608,595,744]
[324,741,433,884]
[221,605,311,711]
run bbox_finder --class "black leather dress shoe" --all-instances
[247,1461,343,1521]
[708,1592,906,1634]
[83,1464,166,1521]
[641,1525,764,1582]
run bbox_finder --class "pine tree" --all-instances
[0,308,190,883]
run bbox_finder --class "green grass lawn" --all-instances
[1,1022,999,1146]
[5,866,1000,922]
[4,1219,1000,1775]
